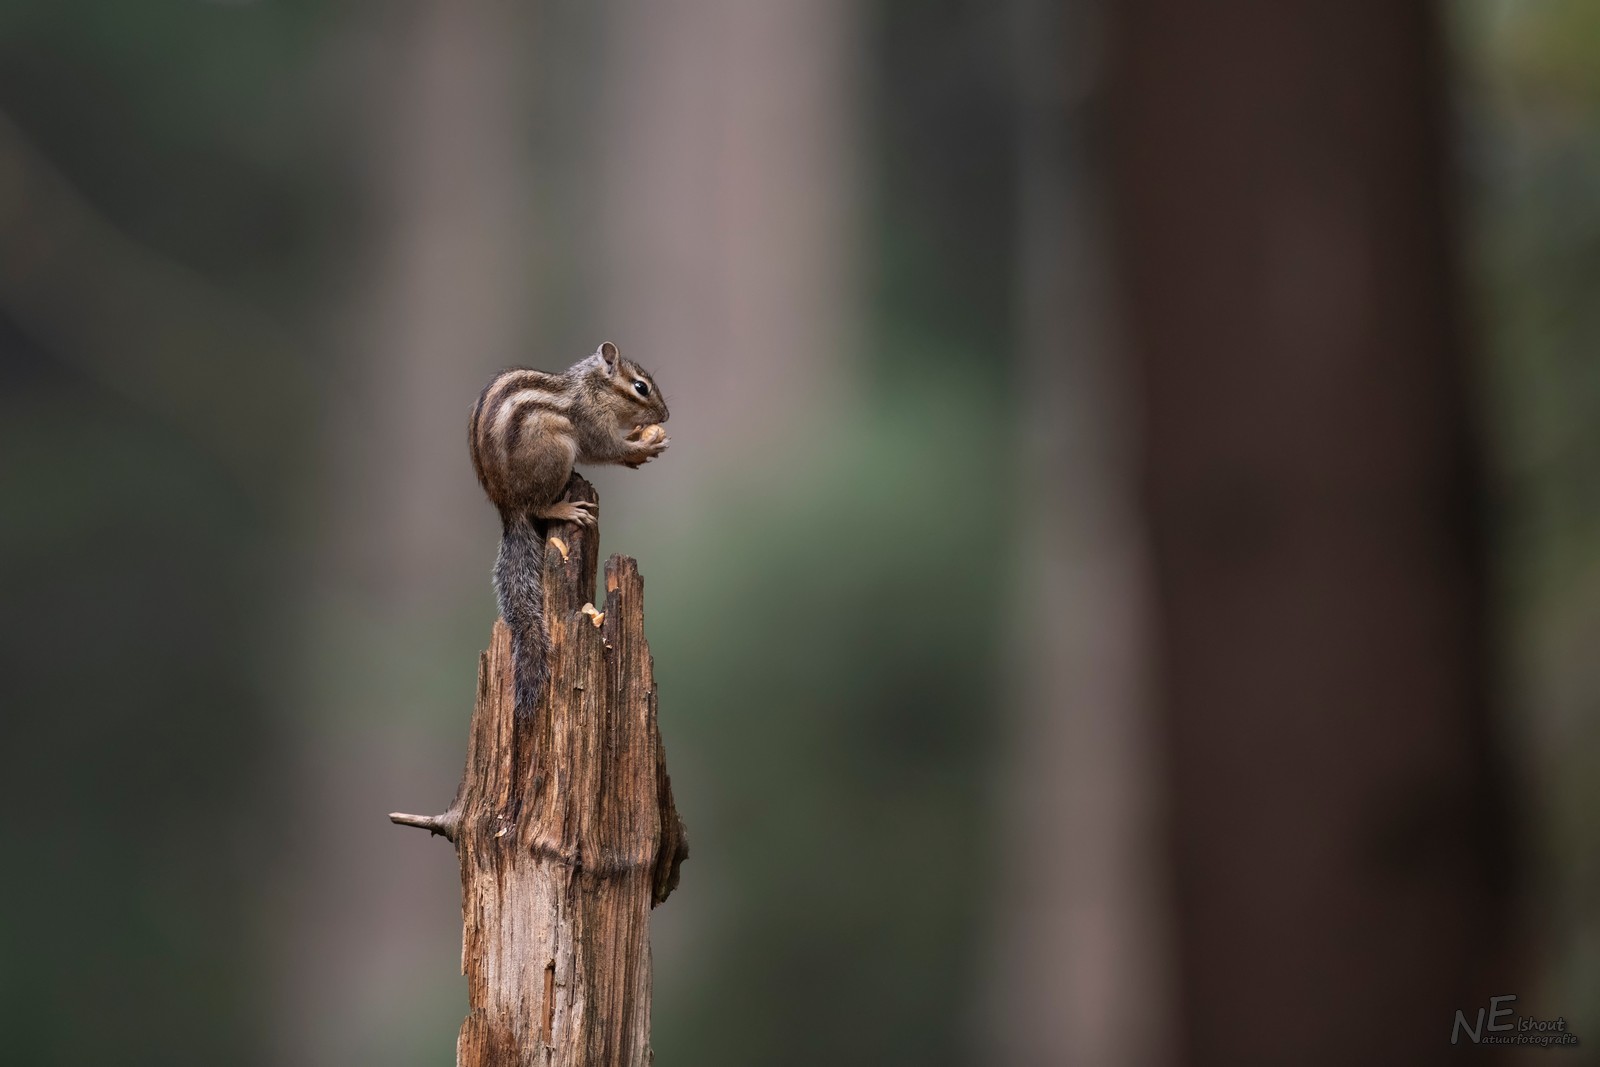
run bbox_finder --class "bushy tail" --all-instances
[494,512,548,722]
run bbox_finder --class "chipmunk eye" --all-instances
[633,380,651,398]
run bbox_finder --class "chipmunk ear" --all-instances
[596,341,620,375]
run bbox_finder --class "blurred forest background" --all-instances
[0,1,1595,1065]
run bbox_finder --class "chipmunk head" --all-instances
[581,341,670,429]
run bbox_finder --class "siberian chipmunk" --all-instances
[469,341,671,720]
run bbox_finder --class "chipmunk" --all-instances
[469,341,670,721]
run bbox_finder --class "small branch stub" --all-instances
[389,476,686,1067]
[388,809,460,842]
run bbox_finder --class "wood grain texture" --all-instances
[392,475,687,1066]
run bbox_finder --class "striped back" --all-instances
[469,368,572,511]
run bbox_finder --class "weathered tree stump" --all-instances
[391,476,688,1067]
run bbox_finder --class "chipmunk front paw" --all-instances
[623,424,670,467]
[538,500,598,527]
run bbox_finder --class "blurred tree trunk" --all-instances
[275,3,537,1064]
[585,3,859,1059]
[593,0,858,481]
[1108,3,1514,1065]
[987,3,1172,1066]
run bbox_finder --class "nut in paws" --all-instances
[628,424,668,446]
